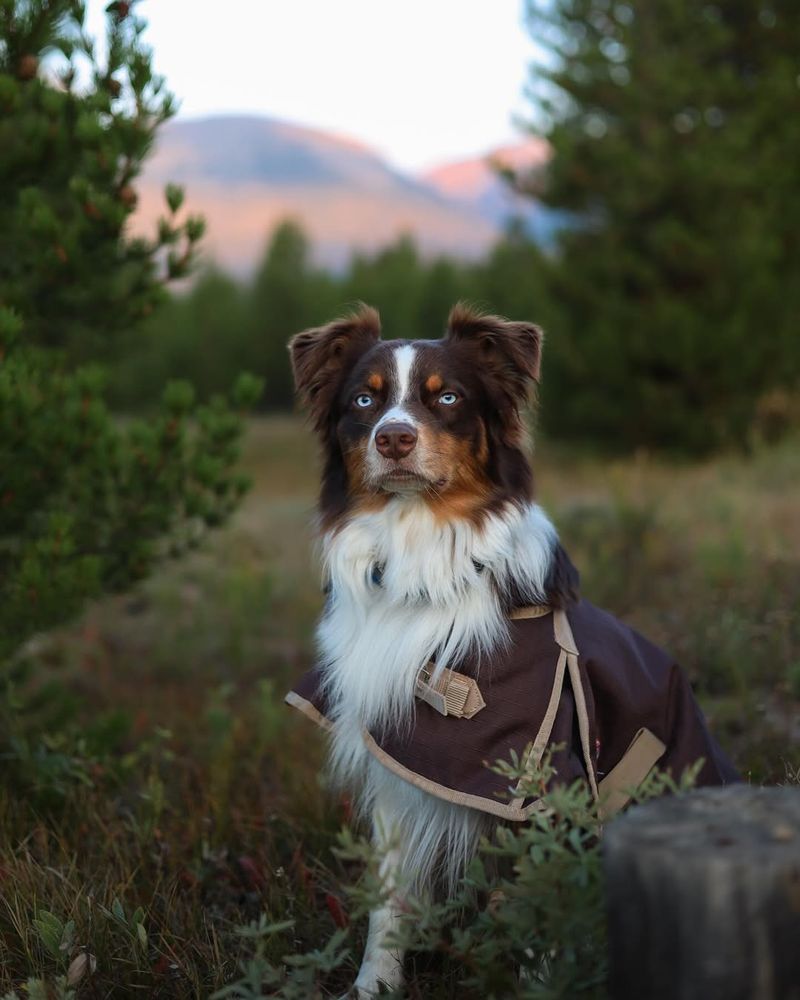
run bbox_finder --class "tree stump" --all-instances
[603,786,800,1000]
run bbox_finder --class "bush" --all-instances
[0,1,262,798]
[215,752,699,999]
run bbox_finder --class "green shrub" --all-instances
[0,1,262,800]
[216,751,699,999]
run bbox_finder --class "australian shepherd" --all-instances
[286,302,733,997]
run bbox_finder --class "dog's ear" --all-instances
[289,304,381,432]
[446,302,542,392]
[446,302,543,443]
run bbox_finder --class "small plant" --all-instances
[2,979,75,1000]
[32,910,75,964]
[101,897,149,956]
[217,750,698,999]
[210,915,349,1000]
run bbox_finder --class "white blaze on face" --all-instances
[372,344,417,441]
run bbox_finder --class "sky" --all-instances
[85,0,541,173]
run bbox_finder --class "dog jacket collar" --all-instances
[285,599,738,821]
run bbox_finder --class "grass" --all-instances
[0,417,798,996]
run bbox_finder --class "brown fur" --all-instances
[288,304,381,434]
[289,302,580,606]
[446,303,542,447]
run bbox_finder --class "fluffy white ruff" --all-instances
[367,759,493,893]
[316,498,556,887]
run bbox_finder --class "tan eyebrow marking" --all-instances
[425,374,443,393]
[367,373,383,391]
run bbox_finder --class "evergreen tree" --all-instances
[416,256,470,337]
[250,220,336,409]
[0,0,205,363]
[521,0,800,452]
[342,235,425,339]
[0,0,261,795]
[109,267,251,408]
[475,220,554,332]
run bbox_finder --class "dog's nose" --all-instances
[375,422,418,459]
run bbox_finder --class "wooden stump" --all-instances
[603,786,800,1000]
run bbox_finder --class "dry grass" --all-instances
[0,417,797,995]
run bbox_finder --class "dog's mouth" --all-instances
[377,468,447,494]
[379,469,428,493]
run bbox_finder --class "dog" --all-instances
[285,303,737,997]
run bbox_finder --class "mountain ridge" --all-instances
[131,115,548,273]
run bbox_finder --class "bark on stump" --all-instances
[603,786,800,1000]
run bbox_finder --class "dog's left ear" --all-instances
[445,303,543,400]
[289,304,381,433]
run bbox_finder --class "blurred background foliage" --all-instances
[105,0,800,454]
[1,0,798,996]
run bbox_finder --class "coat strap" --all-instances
[566,646,599,803]
[554,608,599,803]
[553,606,579,654]
[510,644,569,810]
[597,727,666,820]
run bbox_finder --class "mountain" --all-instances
[421,139,557,243]
[131,115,549,274]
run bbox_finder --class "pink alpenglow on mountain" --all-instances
[130,116,551,275]
[423,138,550,202]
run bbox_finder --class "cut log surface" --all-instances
[604,786,800,1000]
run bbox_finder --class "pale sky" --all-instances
[85,0,541,173]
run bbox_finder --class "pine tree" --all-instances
[0,0,261,795]
[0,0,208,362]
[342,235,425,339]
[521,0,800,452]
[250,220,336,409]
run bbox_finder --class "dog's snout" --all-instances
[375,422,418,459]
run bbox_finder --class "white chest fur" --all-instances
[318,500,556,776]
[316,499,556,893]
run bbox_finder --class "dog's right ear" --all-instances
[288,304,381,432]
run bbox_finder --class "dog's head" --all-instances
[289,302,543,527]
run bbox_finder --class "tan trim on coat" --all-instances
[510,646,568,810]
[598,727,666,820]
[566,649,599,802]
[287,604,613,821]
[286,689,547,820]
[553,607,579,655]
[545,608,599,801]
[284,690,334,733]
[361,729,549,822]
[509,605,552,620]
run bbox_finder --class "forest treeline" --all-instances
[108,220,555,415]
[111,206,800,455]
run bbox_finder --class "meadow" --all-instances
[1,417,798,997]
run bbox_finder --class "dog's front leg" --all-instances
[351,806,407,998]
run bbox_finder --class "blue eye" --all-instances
[439,392,458,405]
[355,394,373,408]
